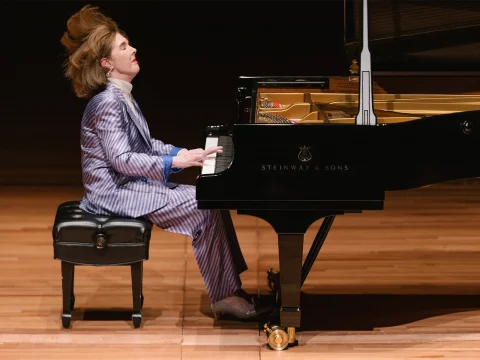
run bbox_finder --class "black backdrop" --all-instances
[4,0,347,186]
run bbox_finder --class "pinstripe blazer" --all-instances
[79,82,184,218]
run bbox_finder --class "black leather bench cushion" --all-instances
[53,201,152,265]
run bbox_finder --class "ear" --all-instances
[100,58,113,71]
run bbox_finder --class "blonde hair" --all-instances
[60,5,127,98]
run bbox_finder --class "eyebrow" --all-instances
[118,41,128,48]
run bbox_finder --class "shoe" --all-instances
[232,288,257,305]
[211,291,271,321]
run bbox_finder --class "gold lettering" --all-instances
[260,164,349,171]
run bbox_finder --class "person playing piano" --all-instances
[60,5,266,320]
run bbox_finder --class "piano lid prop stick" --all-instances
[355,0,377,126]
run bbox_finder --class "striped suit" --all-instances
[79,81,247,303]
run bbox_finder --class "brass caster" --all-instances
[264,323,289,351]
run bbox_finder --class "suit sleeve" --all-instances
[94,96,172,182]
[151,139,186,175]
[151,138,179,156]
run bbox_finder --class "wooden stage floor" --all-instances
[2,183,480,359]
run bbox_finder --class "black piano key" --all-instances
[214,136,233,173]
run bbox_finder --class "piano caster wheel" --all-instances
[61,314,71,329]
[267,268,280,293]
[132,314,142,328]
[264,323,290,351]
[70,295,75,311]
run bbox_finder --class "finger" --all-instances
[205,146,223,155]
[190,149,205,155]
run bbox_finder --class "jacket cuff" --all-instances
[161,155,173,181]
[169,147,185,173]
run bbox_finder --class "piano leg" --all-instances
[237,209,343,350]
[277,233,303,346]
[278,233,303,328]
[268,216,336,292]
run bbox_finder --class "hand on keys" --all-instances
[172,146,223,168]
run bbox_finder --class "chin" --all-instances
[129,69,140,77]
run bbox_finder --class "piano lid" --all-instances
[344,0,480,72]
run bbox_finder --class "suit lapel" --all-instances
[125,101,152,148]
[132,99,152,139]
[107,83,151,149]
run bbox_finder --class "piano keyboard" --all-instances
[201,135,233,175]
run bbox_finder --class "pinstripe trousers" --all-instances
[145,184,248,303]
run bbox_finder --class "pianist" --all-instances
[60,5,266,320]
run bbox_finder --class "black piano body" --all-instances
[196,0,480,350]
[198,77,480,204]
[196,74,480,330]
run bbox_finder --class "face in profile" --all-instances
[105,32,140,81]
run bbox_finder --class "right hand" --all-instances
[171,146,223,169]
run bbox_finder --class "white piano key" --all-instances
[201,164,215,175]
[201,137,219,175]
[205,137,219,153]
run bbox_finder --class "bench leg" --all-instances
[70,266,75,310]
[131,261,143,328]
[140,261,144,309]
[61,261,74,329]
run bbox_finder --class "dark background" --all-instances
[3,0,347,187]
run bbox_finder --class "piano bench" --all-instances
[52,201,152,329]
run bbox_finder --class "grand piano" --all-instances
[196,0,480,351]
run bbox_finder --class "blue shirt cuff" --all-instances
[161,155,173,181]
[169,147,185,173]
[169,146,185,156]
